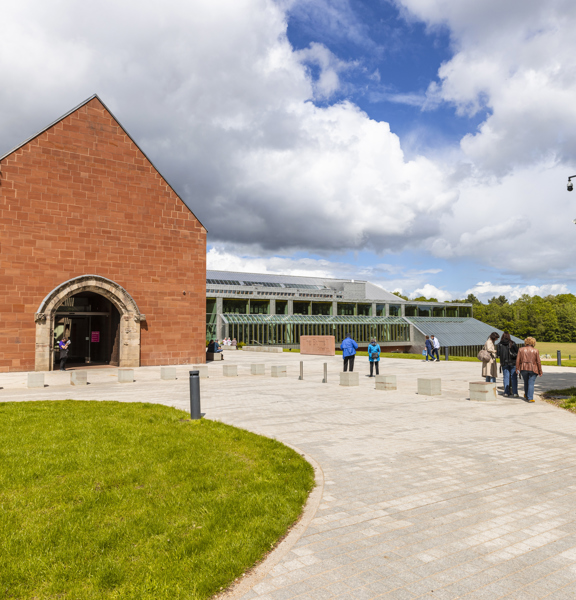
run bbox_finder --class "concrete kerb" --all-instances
[216,445,324,600]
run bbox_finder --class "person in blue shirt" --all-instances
[424,336,434,362]
[367,338,381,377]
[340,333,358,372]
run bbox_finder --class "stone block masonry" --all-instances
[223,365,237,377]
[27,372,44,388]
[161,366,177,380]
[118,369,134,383]
[470,381,498,401]
[250,364,265,375]
[0,96,207,373]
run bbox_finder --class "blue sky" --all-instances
[2,0,575,302]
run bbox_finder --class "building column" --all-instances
[269,298,276,315]
[216,297,224,340]
[371,302,377,317]
[287,299,294,315]
[401,304,406,317]
[332,301,338,316]
[385,304,390,317]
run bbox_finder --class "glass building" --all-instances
[205,270,490,354]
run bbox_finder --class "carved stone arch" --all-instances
[34,275,146,371]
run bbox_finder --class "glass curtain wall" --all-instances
[206,299,217,341]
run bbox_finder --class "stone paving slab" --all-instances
[2,352,576,599]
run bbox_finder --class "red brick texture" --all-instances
[0,97,207,372]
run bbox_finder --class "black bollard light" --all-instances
[189,370,201,420]
[557,351,562,367]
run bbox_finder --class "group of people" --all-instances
[482,332,543,402]
[424,335,441,361]
[340,333,381,377]
[207,338,237,357]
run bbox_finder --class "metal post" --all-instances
[189,370,201,419]
[557,351,562,367]
[299,361,304,380]
[445,347,449,361]
[322,362,327,383]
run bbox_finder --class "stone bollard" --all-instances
[223,364,238,377]
[70,371,87,386]
[118,369,134,383]
[469,381,497,401]
[322,362,328,384]
[161,366,177,380]
[375,374,396,391]
[27,372,44,389]
[339,372,359,387]
[251,364,265,375]
[192,365,209,379]
[417,378,441,396]
[271,365,287,377]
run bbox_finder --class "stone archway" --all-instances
[34,275,146,371]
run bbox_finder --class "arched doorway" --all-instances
[53,291,121,367]
[34,275,146,371]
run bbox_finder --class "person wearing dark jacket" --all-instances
[497,332,519,397]
[207,339,224,357]
[424,336,434,362]
[340,333,358,372]
[58,337,70,371]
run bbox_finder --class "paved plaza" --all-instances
[3,352,576,599]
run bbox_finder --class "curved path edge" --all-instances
[217,444,324,600]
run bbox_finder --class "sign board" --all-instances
[91,331,100,343]
[300,335,335,356]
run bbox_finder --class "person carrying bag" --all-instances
[367,338,381,377]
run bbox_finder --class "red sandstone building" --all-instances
[0,95,207,372]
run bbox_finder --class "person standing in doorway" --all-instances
[516,337,542,402]
[424,336,434,362]
[58,337,70,371]
[367,338,381,377]
[431,335,441,361]
[340,333,358,372]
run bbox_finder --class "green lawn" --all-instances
[541,387,576,413]
[0,401,314,600]
[536,342,576,358]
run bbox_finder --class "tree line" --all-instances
[400,292,576,343]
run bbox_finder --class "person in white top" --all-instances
[431,335,440,362]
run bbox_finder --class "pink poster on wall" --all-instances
[91,331,100,343]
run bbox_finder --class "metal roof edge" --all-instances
[0,94,207,232]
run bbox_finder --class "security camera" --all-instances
[569,180,574,192]
[573,218,576,225]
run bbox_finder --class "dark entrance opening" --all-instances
[54,291,121,368]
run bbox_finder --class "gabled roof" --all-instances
[0,94,206,230]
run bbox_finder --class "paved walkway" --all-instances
[3,352,576,599]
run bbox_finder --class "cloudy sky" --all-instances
[2,0,575,301]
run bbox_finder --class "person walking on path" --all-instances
[58,337,70,371]
[482,332,500,382]
[424,336,434,362]
[431,335,441,362]
[497,332,519,397]
[340,333,358,372]
[367,338,381,377]
[516,337,542,402]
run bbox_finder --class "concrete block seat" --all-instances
[469,381,498,401]
[27,372,44,389]
[340,372,359,387]
[206,352,224,361]
[192,365,209,379]
[161,366,177,380]
[71,370,87,386]
[223,365,237,377]
[118,369,134,383]
[417,378,441,396]
[251,364,265,375]
[375,374,397,391]
[271,365,287,377]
